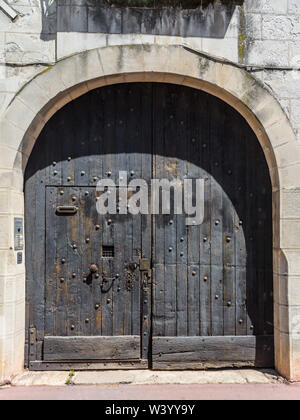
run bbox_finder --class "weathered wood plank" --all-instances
[153,335,274,365]
[44,336,141,361]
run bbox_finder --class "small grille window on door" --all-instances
[102,246,115,258]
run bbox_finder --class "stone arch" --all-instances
[1,44,300,380]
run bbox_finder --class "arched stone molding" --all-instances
[1,44,300,381]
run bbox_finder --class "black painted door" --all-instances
[25,83,273,370]
[151,85,273,368]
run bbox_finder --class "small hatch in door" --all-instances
[102,246,115,258]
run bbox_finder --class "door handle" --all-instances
[56,206,78,215]
[90,264,98,273]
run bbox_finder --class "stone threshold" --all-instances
[9,369,284,387]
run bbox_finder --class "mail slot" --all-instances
[56,206,78,215]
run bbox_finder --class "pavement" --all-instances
[1,383,300,400]
[1,369,300,400]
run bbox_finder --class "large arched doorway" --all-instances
[25,83,273,370]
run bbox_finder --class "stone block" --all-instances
[4,97,37,133]
[57,5,88,33]
[202,38,238,62]
[279,163,300,189]
[245,0,288,14]
[246,40,289,67]
[57,32,107,59]
[280,219,300,249]
[281,250,300,276]
[281,189,300,218]
[288,0,300,14]
[262,15,300,41]
[0,215,10,248]
[245,13,262,40]
[55,48,103,90]
[266,118,297,149]
[288,276,300,306]
[5,33,55,64]
[275,141,300,168]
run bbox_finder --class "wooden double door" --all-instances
[25,83,274,370]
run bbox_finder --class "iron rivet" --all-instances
[60,277,65,283]
[170,115,174,119]
[61,258,66,264]
[72,273,76,278]
[239,319,243,324]
[68,157,72,161]
[95,304,100,310]
[144,316,147,320]
[81,171,85,176]
[169,247,173,252]
[169,220,173,225]
[73,244,77,249]
[93,177,97,181]
[117,287,121,292]
[203,237,208,242]
[95,274,99,278]
[83,277,87,283]
[71,325,75,330]
[116,274,120,278]
[204,276,208,282]
[215,162,219,167]
[67,177,71,182]
[85,191,89,196]
[85,319,89,323]
[239,220,243,225]
[192,271,196,276]
[180,237,184,242]
[215,220,220,226]
[130,171,135,176]
[192,138,196,143]
[180,252,184,257]
[53,171,58,175]
[108,219,112,225]
[107,299,111,304]
[228,170,232,175]
[250,325,254,330]
[227,301,232,307]
[226,237,231,243]
[215,295,219,299]
[60,190,64,195]
[95,225,100,230]
[203,143,207,148]
[144,300,148,304]
[72,196,76,201]
[86,238,90,243]
[53,162,57,166]
[107,171,112,177]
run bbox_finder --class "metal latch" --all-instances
[139,258,150,271]
[56,206,78,215]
